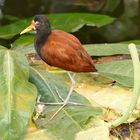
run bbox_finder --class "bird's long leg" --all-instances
[36,72,90,124]
[45,72,76,123]
[54,85,87,106]
[63,72,76,104]
[36,94,85,106]
[37,72,79,105]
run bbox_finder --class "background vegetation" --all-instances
[0,0,140,140]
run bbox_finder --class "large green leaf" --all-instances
[0,18,31,39]
[0,13,114,39]
[48,13,115,32]
[12,35,35,54]
[96,60,133,87]
[12,35,34,47]
[29,66,102,140]
[84,43,140,56]
[0,45,7,50]
[13,37,140,56]
[0,49,37,140]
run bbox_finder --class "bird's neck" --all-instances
[35,30,51,57]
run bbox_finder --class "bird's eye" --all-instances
[35,21,40,27]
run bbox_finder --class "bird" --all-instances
[20,15,97,121]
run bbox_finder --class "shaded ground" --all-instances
[111,119,140,140]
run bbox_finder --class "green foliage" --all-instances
[30,67,102,140]
[109,44,140,127]
[0,12,139,140]
[0,49,37,140]
[12,35,35,54]
[0,12,109,140]
[13,35,34,47]
[84,43,140,87]
[13,39,139,87]
[96,60,133,87]
[0,19,31,39]
[0,13,115,39]
[12,37,139,87]
[48,13,115,32]
[85,44,130,56]
[84,42,140,56]
[0,45,7,50]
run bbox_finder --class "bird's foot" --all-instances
[36,86,85,106]
[35,72,83,124]
[35,86,86,124]
[36,95,85,106]
[35,95,85,125]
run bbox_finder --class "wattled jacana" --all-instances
[20,15,97,121]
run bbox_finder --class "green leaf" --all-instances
[84,43,140,56]
[48,13,115,32]
[0,49,37,140]
[29,66,102,140]
[13,38,140,56]
[0,13,114,39]
[96,60,133,87]
[12,35,34,47]
[0,18,31,39]
[12,35,35,54]
[122,40,140,44]
[0,45,7,50]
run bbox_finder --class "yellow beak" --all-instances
[20,20,36,35]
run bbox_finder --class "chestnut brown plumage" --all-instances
[20,15,97,122]
[40,30,96,72]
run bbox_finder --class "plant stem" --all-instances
[108,43,140,128]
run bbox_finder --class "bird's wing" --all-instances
[40,30,96,72]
